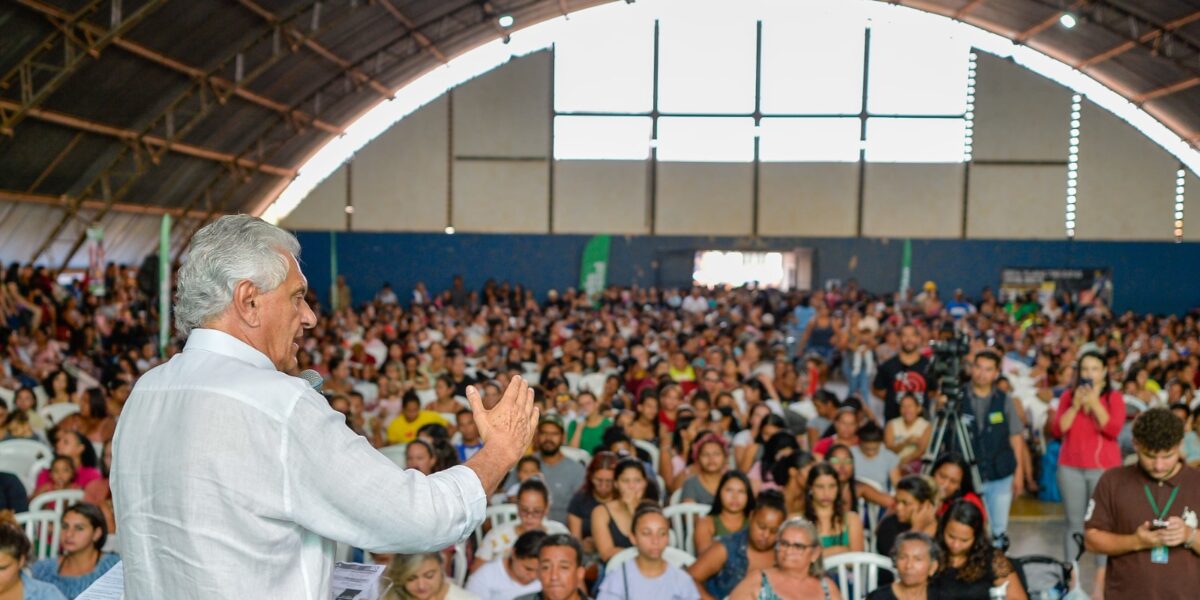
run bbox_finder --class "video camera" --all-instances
[928,324,970,401]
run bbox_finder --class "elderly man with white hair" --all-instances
[112,215,538,599]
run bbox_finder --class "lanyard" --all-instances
[1144,484,1180,520]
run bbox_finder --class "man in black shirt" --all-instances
[873,324,931,422]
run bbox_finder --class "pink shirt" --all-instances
[1048,389,1124,469]
[36,466,102,490]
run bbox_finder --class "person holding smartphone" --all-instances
[1085,408,1200,600]
[1048,350,1125,593]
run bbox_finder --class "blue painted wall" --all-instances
[295,231,1200,315]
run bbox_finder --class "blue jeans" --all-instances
[981,474,1014,540]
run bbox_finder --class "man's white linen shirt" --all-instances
[112,329,487,599]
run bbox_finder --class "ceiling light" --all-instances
[445,226,456,235]
[498,14,515,28]
[1059,14,1077,29]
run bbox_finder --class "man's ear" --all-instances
[231,279,262,327]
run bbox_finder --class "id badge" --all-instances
[1151,545,1169,564]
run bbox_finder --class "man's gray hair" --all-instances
[175,215,301,335]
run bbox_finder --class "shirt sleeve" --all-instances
[1100,391,1125,440]
[1084,470,1116,533]
[284,389,487,553]
[1005,397,1023,437]
[1048,389,1072,439]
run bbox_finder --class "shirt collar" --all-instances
[184,328,277,371]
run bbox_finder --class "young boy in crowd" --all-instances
[851,422,902,490]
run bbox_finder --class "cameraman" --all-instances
[1085,408,1200,600]
[961,350,1026,546]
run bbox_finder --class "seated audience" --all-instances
[875,475,940,561]
[0,509,66,599]
[728,517,843,600]
[804,462,864,557]
[930,454,986,519]
[596,506,699,600]
[931,500,1025,600]
[515,534,588,600]
[31,503,120,598]
[689,490,787,600]
[466,530,546,600]
[34,431,100,491]
[693,471,755,555]
[851,422,901,490]
[884,393,931,474]
[567,452,618,556]
[31,455,80,503]
[387,391,449,445]
[385,552,479,600]
[592,457,659,561]
[566,392,612,456]
[678,433,729,505]
[771,451,816,517]
[867,531,940,600]
[475,480,569,570]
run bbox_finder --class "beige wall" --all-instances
[285,48,1192,242]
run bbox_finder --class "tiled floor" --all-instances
[1008,497,1101,597]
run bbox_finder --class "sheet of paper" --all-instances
[76,560,124,600]
[331,562,387,600]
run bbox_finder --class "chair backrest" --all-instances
[563,372,582,393]
[16,510,61,561]
[475,504,520,546]
[451,541,469,586]
[824,552,896,600]
[668,488,684,506]
[855,477,885,552]
[631,440,660,472]
[29,489,85,524]
[579,373,609,395]
[662,503,711,556]
[38,403,80,427]
[0,440,53,495]
[605,546,696,573]
[378,444,407,468]
[559,446,591,467]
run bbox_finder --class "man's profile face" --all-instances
[509,556,540,585]
[259,254,316,372]
[1135,443,1183,480]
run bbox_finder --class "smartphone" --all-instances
[1151,519,1170,530]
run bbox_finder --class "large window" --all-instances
[552,3,970,163]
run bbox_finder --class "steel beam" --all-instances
[1077,9,1200,69]
[25,132,83,193]
[0,100,296,177]
[0,189,210,219]
[1015,0,1088,43]
[2,0,167,135]
[375,0,448,63]
[30,0,350,265]
[16,0,342,136]
[235,0,394,99]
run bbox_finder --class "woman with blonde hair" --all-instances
[384,552,478,600]
[728,517,843,600]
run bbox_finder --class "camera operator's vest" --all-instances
[962,389,1018,482]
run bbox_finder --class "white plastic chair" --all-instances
[564,372,582,393]
[824,552,896,600]
[474,503,520,546]
[38,403,80,427]
[451,541,469,586]
[16,510,61,561]
[605,546,695,573]
[559,446,591,467]
[663,503,711,555]
[668,488,684,507]
[29,489,84,524]
[415,388,437,406]
[0,439,53,495]
[579,373,609,395]
[378,444,407,468]
[632,439,660,472]
[855,477,886,552]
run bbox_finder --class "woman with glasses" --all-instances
[689,491,788,600]
[804,463,864,558]
[727,517,843,600]
[471,479,568,572]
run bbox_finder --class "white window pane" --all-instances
[865,118,966,162]
[554,5,654,112]
[657,117,754,162]
[759,118,861,162]
[867,16,969,115]
[554,116,651,160]
[761,18,865,114]
[657,17,756,114]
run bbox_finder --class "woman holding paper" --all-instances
[384,553,479,600]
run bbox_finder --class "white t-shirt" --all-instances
[850,446,900,490]
[465,558,541,600]
[476,520,570,562]
[596,560,701,600]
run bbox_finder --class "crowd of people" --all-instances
[4,258,1200,599]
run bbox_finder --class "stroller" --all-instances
[1010,533,1089,600]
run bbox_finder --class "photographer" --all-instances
[1085,407,1200,600]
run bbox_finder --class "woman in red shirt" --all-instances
[1048,350,1124,592]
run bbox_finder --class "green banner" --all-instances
[579,235,611,305]
[159,215,171,358]
[900,238,912,297]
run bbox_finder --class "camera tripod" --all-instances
[920,395,984,496]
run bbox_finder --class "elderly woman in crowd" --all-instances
[728,517,843,600]
[867,531,941,600]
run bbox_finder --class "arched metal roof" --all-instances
[2,0,1199,266]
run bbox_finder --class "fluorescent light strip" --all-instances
[260,0,1200,224]
[1177,168,1187,241]
[1065,94,1082,238]
[963,52,977,162]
